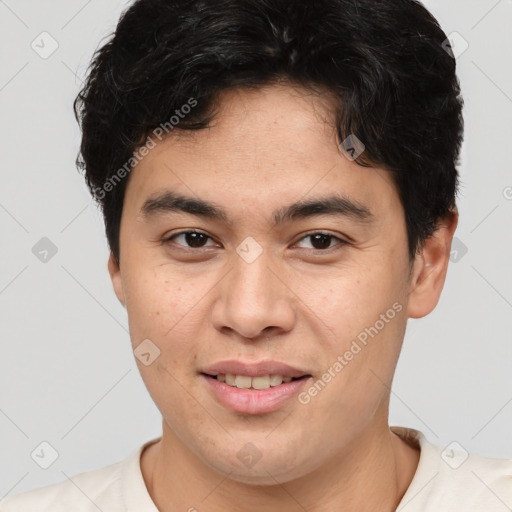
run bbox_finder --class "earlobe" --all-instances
[107,252,126,307]
[407,211,458,319]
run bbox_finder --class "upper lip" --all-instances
[201,360,311,378]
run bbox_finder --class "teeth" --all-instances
[269,375,283,386]
[252,376,270,389]
[235,375,252,389]
[217,374,297,389]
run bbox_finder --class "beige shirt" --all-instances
[1,426,511,511]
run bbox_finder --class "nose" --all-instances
[210,248,296,341]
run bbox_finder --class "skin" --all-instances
[108,82,457,512]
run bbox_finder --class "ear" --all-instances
[108,251,126,307]
[407,210,458,319]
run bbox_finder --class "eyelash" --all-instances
[161,230,349,252]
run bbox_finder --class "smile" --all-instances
[204,373,307,390]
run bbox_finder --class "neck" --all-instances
[141,419,420,512]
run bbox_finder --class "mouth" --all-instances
[199,360,313,413]
[201,373,311,390]
[200,371,313,414]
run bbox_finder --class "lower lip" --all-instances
[201,374,312,415]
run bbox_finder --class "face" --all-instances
[109,83,452,484]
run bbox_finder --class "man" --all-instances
[2,0,510,510]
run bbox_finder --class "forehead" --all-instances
[158,83,340,159]
[123,83,400,220]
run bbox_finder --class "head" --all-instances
[74,0,462,484]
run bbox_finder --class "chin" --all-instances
[201,447,318,485]
[219,465,307,486]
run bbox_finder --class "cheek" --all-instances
[122,267,205,405]
[307,264,403,343]
[122,264,203,348]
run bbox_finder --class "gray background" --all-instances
[1,0,511,497]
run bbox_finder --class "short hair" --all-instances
[73,0,464,265]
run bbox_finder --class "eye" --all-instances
[163,230,217,249]
[294,231,348,251]
[162,230,348,251]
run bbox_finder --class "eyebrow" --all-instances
[139,190,374,227]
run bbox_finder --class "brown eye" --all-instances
[164,231,215,249]
[295,232,347,251]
